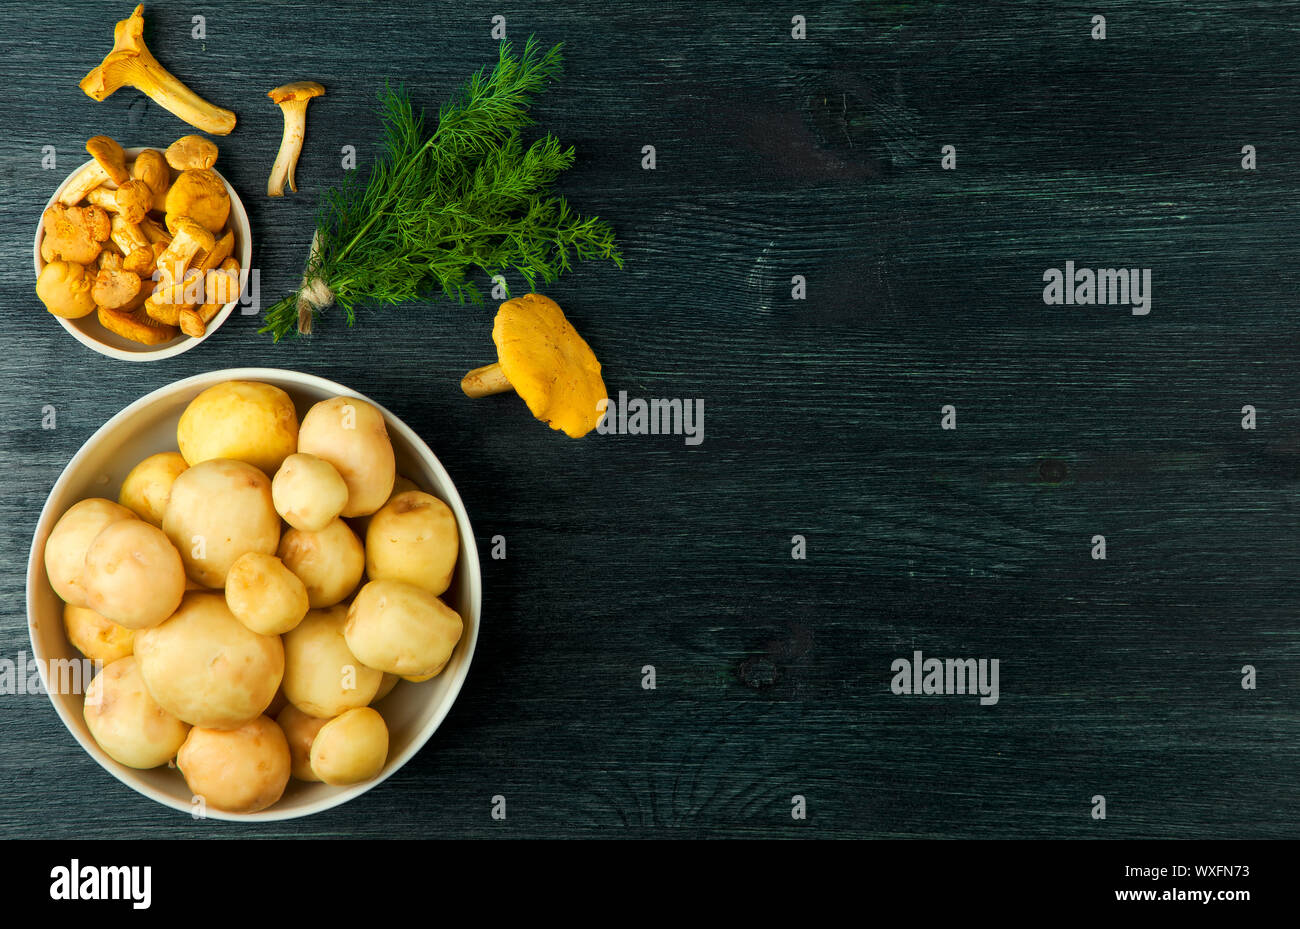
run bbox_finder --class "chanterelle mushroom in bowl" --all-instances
[33,144,252,362]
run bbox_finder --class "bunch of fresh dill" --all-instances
[260,37,622,340]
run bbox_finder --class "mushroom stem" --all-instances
[268,100,309,196]
[460,363,513,398]
[59,163,113,207]
[267,82,325,197]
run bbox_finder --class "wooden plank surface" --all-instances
[0,0,1296,838]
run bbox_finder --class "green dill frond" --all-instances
[260,37,614,341]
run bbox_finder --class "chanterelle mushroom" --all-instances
[123,246,156,277]
[166,134,218,171]
[145,266,203,326]
[87,178,153,225]
[179,260,240,337]
[165,169,230,234]
[59,136,129,206]
[98,247,125,272]
[110,212,149,257]
[43,204,112,265]
[146,218,213,323]
[154,217,215,286]
[460,293,608,438]
[139,215,171,246]
[79,5,236,136]
[267,81,325,196]
[99,305,176,345]
[131,149,171,212]
[92,268,143,309]
[37,262,98,319]
[196,228,235,272]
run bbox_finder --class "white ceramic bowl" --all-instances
[33,147,253,362]
[25,368,481,821]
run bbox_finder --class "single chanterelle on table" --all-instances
[79,5,237,136]
[461,293,608,439]
[268,81,326,197]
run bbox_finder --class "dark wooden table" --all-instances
[0,0,1296,838]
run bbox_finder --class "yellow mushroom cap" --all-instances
[165,135,218,171]
[37,261,97,319]
[164,169,230,234]
[492,294,607,438]
[86,135,129,185]
[268,81,325,105]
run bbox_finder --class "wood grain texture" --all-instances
[0,0,1296,838]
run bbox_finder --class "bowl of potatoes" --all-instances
[25,368,480,820]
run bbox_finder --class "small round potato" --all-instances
[277,518,364,608]
[177,380,299,475]
[63,604,135,663]
[163,458,280,588]
[84,520,187,629]
[373,672,400,702]
[391,474,420,497]
[177,716,291,813]
[297,396,395,518]
[225,552,309,635]
[44,498,136,607]
[349,473,420,538]
[275,704,330,781]
[117,451,188,527]
[282,605,381,717]
[135,592,284,729]
[365,491,459,595]
[344,579,463,677]
[310,707,389,786]
[402,657,449,683]
[272,453,350,532]
[84,656,189,769]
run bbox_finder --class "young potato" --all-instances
[176,380,299,475]
[44,498,137,607]
[163,458,281,588]
[402,658,449,683]
[275,704,330,781]
[63,604,135,664]
[177,716,291,813]
[365,491,459,596]
[277,518,364,608]
[297,396,395,518]
[272,453,349,532]
[117,451,188,526]
[84,656,190,769]
[83,520,187,629]
[372,672,400,702]
[135,592,284,729]
[310,707,389,786]
[282,605,381,718]
[394,474,420,495]
[349,473,420,538]
[225,552,309,635]
[344,579,463,678]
